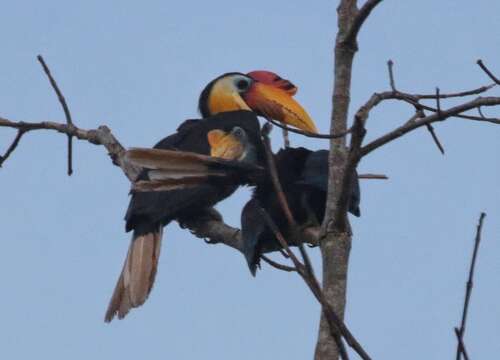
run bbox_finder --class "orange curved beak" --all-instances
[207,129,245,160]
[242,82,318,133]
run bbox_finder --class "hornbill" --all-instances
[126,128,361,278]
[105,71,317,322]
[241,148,361,275]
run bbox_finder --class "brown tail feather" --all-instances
[133,176,222,192]
[125,147,262,173]
[125,148,216,170]
[104,227,163,322]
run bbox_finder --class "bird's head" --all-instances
[198,71,317,133]
[207,127,256,163]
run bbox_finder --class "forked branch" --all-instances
[260,124,372,360]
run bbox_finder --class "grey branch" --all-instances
[0,130,25,167]
[0,116,140,181]
[477,60,500,85]
[454,327,471,360]
[342,0,384,48]
[455,212,486,360]
[264,116,352,140]
[37,55,75,175]
[361,96,500,156]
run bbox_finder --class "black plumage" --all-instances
[241,147,361,275]
[130,144,362,277]
[105,69,319,321]
[125,110,265,235]
[105,110,264,322]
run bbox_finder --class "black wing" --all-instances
[125,110,264,234]
[299,150,361,217]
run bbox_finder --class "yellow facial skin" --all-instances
[208,77,251,115]
[207,129,245,160]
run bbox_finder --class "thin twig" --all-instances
[339,80,497,139]
[342,0,384,47]
[425,124,445,155]
[278,249,290,258]
[387,60,396,91]
[412,83,496,99]
[477,60,500,85]
[361,97,500,156]
[261,123,296,227]
[282,128,290,148]
[261,124,316,278]
[435,87,442,116]
[426,87,446,154]
[357,173,388,180]
[260,255,296,272]
[0,130,25,167]
[455,212,486,360]
[260,124,370,360]
[37,55,74,176]
[0,116,140,181]
[388,61,446,155]
[454,327,471,360]
[397,91,500,123]
[258,208,351,360]
[364,88,499,124]
[477,106,486,119]
[264,116,352,139]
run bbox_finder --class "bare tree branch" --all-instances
[261,208,372,360]
[260,255,297,272]
[387,59,396,91]
[477,59,500,85]
[0,130,25,167]
[349,63,498,147]
[423,88,446,154]
[354,85,499,130]
[261,123,319,292]
[0,116,141,181]
[386,60,447,154]
[261,124,371,360]
[258,208,351,360]
[425,124,445,155]
[318,1,362,357]
[37,55,75,176]
[264,116,352,139]
[261,123,298,228]
[342,0,384,47]
[358,173,388,180]
[413,83,496,99]
[180,211,246,252]
[454,327,471,360]
[361,97,500,156]
[455,212,486,360]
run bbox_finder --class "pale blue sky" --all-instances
[1,1,499,359]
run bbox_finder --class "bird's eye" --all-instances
[232,127,244,137]
[236,79,250,91]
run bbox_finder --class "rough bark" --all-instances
[315,1,358,358]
